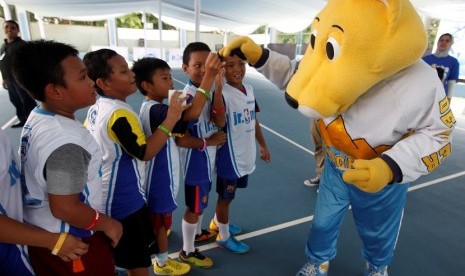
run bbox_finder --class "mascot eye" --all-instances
[326,37,340,60]
[310,30,317,49]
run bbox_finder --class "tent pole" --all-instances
[158,0,163,59]
[195,0,200,41]
[0,0,12,20]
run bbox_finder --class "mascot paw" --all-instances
[219,36,262,65]
[342,158,393,193]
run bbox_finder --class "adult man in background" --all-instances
[0,20,36,128]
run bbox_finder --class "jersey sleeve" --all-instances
[149,104,187,135]
[383,83,455,183]
[46,144,90,195]
[108,108,147,160]
[448,58,460,81]
[256,50,299,90]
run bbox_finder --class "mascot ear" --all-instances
[382,0,401,34]
[376,0,427,72]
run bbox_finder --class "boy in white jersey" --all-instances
[133,57,225,275]
[176,42,229,268]
[13,40,123,275]
[84,49,191,276]
[0,128,90,275]
[209,53,271,253]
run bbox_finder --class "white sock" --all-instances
[156,252,168,267]
[196,214,203,235]
[215,217,230,241]
[182,219,197,254]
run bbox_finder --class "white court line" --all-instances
[168,123,465,259]
[260,123,314,155]
[1,116,18,130]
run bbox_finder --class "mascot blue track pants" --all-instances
[305,146,408,268]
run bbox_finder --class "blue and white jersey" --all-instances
[0,129,34,276]
[180,81,220,185]
[86,97,146,220]
[422,54,459,94]
[21,108,103,237]
[217,83,257,179]
[139,99,180,213]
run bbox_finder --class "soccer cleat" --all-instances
[153,258,191,275]
[209,219,242,235]
[364,263,388,276]
[179,249,213,268]
[194,229,217,242]
[296,261,329,276]
[215,234,249,254]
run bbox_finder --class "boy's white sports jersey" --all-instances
[21,108,103,236]
[0,128,22,224]
[180,82,220,185]
[86,97,146,220]
[139,100,180,213]
[0,128,34,276]
[217,83,256,179]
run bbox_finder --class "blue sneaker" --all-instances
[364,263,388,276]
[215,234,249,253]
[296,261,329,276]
[209,219,242,235]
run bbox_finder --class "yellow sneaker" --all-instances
[209,219,242,235]
[153,258,191,275]
[179,249,213,268]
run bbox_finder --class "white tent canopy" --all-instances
[4,0,464,34]
[2,0,326,33]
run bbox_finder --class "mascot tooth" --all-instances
[220,0,456,275]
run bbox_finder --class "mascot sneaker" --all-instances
[296,261,329,276]
[215,234,249,253]
[153,258,190,275]
[364,263,388,276]
[179,249,213,268]
[209,219,242,235]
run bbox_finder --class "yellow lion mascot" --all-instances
[221,0,455,275]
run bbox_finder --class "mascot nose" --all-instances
[285,92,298,109]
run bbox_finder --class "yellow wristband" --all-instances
[196,88,211,100]
[158,124,172,137]
[51,232,68,255]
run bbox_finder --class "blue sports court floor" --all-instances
[2,68,465,276]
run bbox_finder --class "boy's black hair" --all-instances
[132,57,170,96]
[12,40,79,102]
[83,48,118,96]
[4,20,19,29]
[182,42,211,65]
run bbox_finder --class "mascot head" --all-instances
[285,0,427,118]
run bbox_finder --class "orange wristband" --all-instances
[212,106,225,114]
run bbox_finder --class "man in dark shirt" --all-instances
[0,20,36,128]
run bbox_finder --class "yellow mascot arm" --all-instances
[342,158,393,193]
[219,36,262,66]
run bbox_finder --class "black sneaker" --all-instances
[11,122,25,128]
[179,249,213,268]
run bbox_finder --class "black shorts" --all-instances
[184,183,211,213]
[113,205,158,269]
[216,175,249,200]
